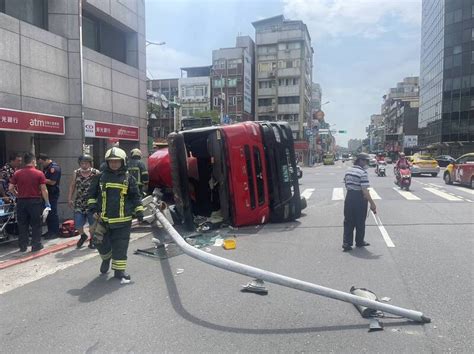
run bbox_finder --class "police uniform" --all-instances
[43,161,61,237]
[87,148,144,280]
[343,164,370,249]
[127,158,149,194]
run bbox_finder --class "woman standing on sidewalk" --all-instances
[68,155,99,248]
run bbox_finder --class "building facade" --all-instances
[419,0,474,155]
[367,114,385,152]
[0,0,147,219]
[310,83,322,113]
[147,78,179,140]
[178,66,211,124]
[211,36,255,123]
[382,77,420,154]
[252,15,313,163]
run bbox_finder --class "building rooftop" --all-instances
[180,66,212,77]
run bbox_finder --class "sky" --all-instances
[145,0,422,147]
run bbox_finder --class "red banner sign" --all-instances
[84,120,139,141]
[294,140,309,150]
[0,108,65,135]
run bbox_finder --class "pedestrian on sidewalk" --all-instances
[9,153,50,252]
[68,154,100,249]
[37,153,61,239]
[342,152,377,252]
[127,148,149,195]
[0,152,22,200]
[87,147,144,281]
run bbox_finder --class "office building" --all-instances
[178,66,212,124]
[0,0,147,218]
[419,0,474,154]
[147,78,179,139]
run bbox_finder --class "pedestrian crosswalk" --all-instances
[299,185,474,203]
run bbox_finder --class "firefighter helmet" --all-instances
[105,147,127,164]
[356,153,370,161]
[78,154,93,164]
[130,148,142,158]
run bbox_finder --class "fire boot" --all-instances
[100,259,111,274]
[76,234,88,248]
[114,270,131,281]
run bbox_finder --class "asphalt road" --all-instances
[1,161,473,353]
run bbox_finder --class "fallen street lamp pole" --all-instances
[152,208,431,324]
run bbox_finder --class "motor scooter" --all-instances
[376,161,386,177]
[0,197,19,245]
[395,165,411,191]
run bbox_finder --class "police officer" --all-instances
[37,153,61,239]
[87,147,144,281]
[127,148,149,195]
[342,153,377,252]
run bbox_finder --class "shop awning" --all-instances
[0,108,65,135]
[84,120,139,141]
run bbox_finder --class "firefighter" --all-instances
[87,147,144,281]
[127,148,149,195]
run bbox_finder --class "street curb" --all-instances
[0,238,80,270]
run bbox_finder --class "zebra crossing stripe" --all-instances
[300,188,315,200]
[332,188,345,200]
[454,187,474,195]
[424,188,463,201]
[392,187,421,200]
[368,188,381,200]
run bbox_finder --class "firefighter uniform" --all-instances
[128,148,149,194]
[87,147,144,280]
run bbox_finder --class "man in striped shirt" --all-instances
[342,153,377,252]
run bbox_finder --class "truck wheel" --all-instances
[471,177,474,189]
[431,173,438,177]
[300,197,307,210]
[444,172,452,185]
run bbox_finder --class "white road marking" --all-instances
[392,187,421,200]
[454,187,474,195]
[368,188,381,200]
[332,188,345,200]
[371,212,395,248]
[424,187,463,201]
[300,188,315,200]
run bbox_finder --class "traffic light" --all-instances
[338,130,347,134]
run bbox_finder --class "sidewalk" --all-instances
[0,220,143,270]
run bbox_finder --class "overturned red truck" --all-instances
[148,121,306,229]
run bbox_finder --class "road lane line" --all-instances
[300,188,315,200]
[371,212,395,248]
[392,187,421,200]
[424,187,463,201]
[368,188,381,200]
[332,187,344,200]
[455,187,474,195]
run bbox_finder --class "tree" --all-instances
[194,110,220,124]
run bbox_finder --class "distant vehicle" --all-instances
[296,165,303,179]
[181,117,213,130]
[323,153,335,165]
[435,155,455,168]
[376,161,387,177]
[443,153,474,188]
[410,154,440,177]
[342,153,351,162]
[368,154,377,167]
[385,156,393,164]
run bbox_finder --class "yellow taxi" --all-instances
[410,154,440,177]
[443,153,474,188]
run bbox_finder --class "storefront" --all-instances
[84,120,140,167]
[0,108,65,165]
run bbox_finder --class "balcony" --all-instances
[278,104,299,114]
[258,87,276,96]
[258,106,276,114]
[278,68,301,77]
[278,86,299,96]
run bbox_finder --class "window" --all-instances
[194,86,206,97]
[227,78,237,87]
[83,11,134,66]
[257,45,277,54]
[213,78,224,88]
[244,145,256,210]
[227,59,241,69]
[278,96,300,104]
[213,60,225,69]
[453,53,462,67]
[213,96,219,106]
[258,62,273,72]
[453,45,462,55]
[0,0,48,29]
[258,98,273,106]
[454,9,462,23]
[259,81,273,89]
[228,96,237,106]
[253,147,265,206]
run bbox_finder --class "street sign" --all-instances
[305,129,313,136]
[338,130,347,134]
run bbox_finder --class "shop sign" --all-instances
[84,120,139,141]
[0,108,65,135]
[294,140,309,150]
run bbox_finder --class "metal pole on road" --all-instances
[153,209,431,324]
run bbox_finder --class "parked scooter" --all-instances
[395,165,411,190]
[376,161,387,177]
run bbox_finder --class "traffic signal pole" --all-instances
[149,203,431,324]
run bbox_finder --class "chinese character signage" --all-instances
[403,135,418,148]
[243,49,252,114]
[84,120,139,141]
[0,108,65,135]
